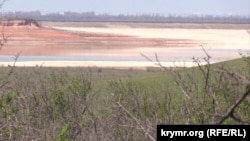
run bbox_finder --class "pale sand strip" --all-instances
[53,27,249,49]
[0,61,211,69]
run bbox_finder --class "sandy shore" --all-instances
[0,60,211,69]
[0,21,249,68]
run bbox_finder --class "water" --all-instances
[0,55,199,62]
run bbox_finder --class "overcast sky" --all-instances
[2,0,250,16]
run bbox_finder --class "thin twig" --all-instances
[217,85,250,124]
[140,53,166,71]
[0,0,7,8]
[116,102,156,141]
[214,69,250,85]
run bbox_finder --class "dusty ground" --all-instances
[0,21,249,68]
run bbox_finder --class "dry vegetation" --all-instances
[0,50,250,141]
[0,19,250,140]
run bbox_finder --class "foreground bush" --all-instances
[0,58,249,140]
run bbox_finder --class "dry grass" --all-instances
[0,56,250,140]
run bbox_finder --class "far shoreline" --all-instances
[40,21,250,29]
[0,60,216,70]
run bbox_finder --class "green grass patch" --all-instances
[0,57,250,140]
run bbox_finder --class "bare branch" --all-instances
[140,52,167,71]
[0,52,21,88]
[214,69,250,85]
[116,102,156,141]
[0,22,11,50]
[230,112,250,124]
[0,0,7,8]
[217,85,250,124]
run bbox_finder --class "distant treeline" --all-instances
[1,11,250,23]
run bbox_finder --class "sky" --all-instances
[1,0,250,16]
